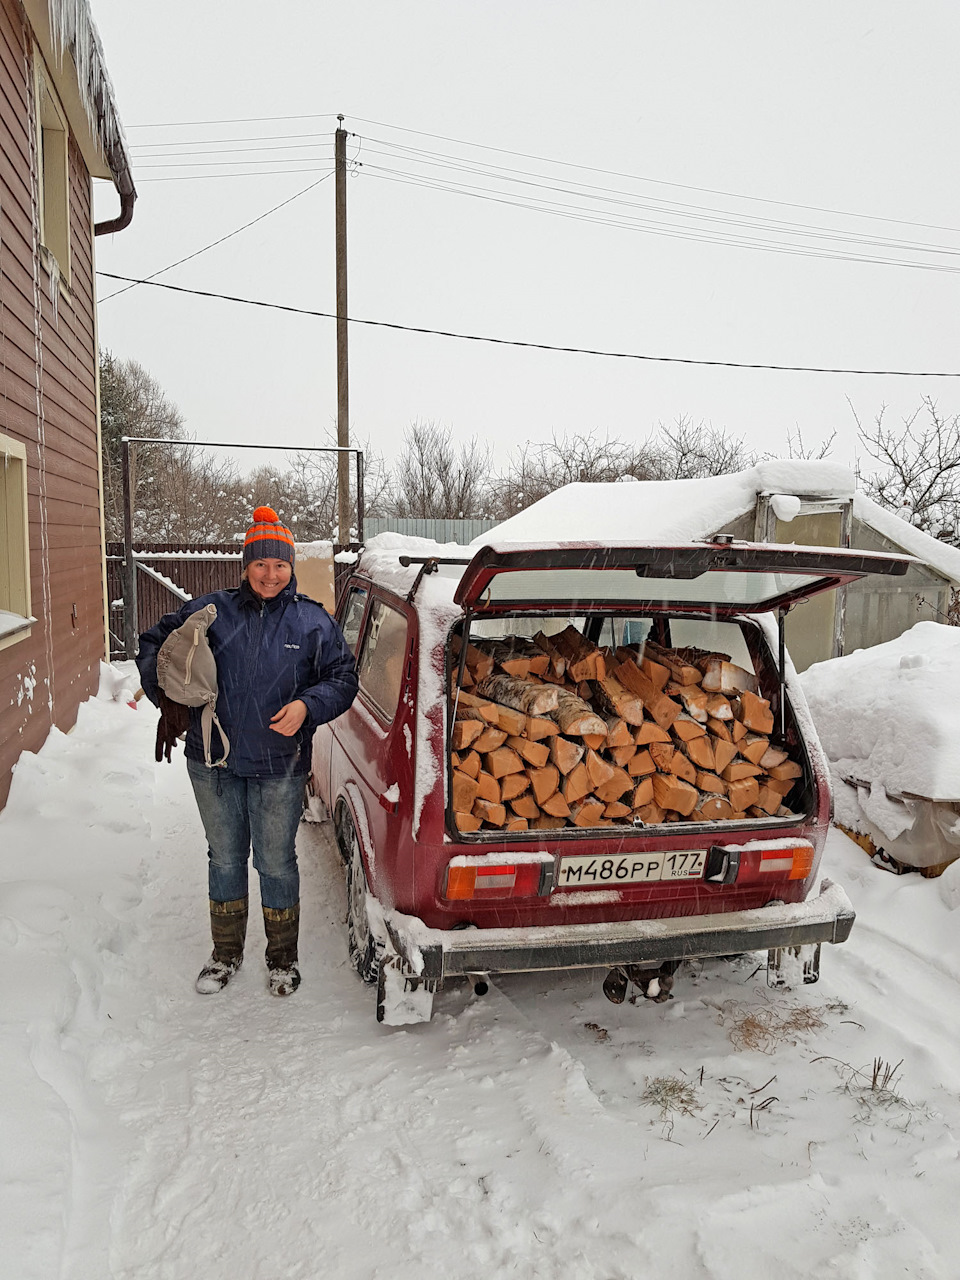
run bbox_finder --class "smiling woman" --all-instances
[136,504,359,999]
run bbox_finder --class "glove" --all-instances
[155,690,192,763]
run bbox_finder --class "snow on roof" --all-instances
[800,621,960,801]
[476,460,960,583]
[853,493,960,587]
[476,461,855,545]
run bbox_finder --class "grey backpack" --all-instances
[156,604,230,767]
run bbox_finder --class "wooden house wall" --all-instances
[0,0,104,809]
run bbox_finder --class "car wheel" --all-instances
[342,816,382,985]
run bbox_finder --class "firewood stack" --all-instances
[449,626,803,833]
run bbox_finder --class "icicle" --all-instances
[45,0,129,162]
[47,254,60,325]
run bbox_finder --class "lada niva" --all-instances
[311,536,911,1022]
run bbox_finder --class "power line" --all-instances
[124,112,339,128]
[99,172,334,301]
[95,272,960,377]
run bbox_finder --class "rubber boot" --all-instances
[195,897,248,994]
[263,902,301,996]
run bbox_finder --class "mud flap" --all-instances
[376,955,437,1026]
[767,942,821,988]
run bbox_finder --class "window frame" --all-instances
[0,435,33,653]
[33,55,72,287]
[355,595,409,725]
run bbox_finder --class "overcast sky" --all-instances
[91,2,960,482]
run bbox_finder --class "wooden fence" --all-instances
[106,542,361,660]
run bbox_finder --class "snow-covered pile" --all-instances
[801,621,960,867]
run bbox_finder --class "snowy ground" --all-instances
[3,667,960,1280]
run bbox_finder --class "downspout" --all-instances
[94,165,136,235]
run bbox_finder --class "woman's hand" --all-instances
[269,700,308,736]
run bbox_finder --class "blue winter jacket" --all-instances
[137,576,358,777]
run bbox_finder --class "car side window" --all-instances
[356,599,408,722]
[339,586,368,654]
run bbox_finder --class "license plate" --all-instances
[556,849,706,888]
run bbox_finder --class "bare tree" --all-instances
[492,430,660,518]
[853,397,960,546]
[387,421,494,519]
[647,416,757,480]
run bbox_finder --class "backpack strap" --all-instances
[200,704,231,768]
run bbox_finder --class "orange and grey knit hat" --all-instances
[242,506,296,567]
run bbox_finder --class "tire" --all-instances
[340,814,382,985]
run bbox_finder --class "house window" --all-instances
[35,63,71,283]
[0,435,33,652]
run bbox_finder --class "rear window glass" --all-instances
[357,599,408,721]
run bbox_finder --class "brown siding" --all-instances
[0,0,105,810]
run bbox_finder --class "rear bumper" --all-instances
[382,879,855,984]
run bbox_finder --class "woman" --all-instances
[137,506,359,997]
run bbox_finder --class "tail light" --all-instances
[758,844,815,880]
[444,859,548,900]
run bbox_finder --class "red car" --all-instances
[312,538,911,1022]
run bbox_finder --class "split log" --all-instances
[635,802,666,825]
[570,798,607,827]
[696,771,726,795]
[753,785,782,815]
[473,798,507,826]
[551,625,607,681]
[485,746,526,779]
[694,795,734,822]
[525,715,559,740]
[541,792,572,819]
[726,777,760,811]
[603,716,635,748]
[550,687,608,737]
[764,776,797,797]
[457,749,481,779]
[585,748,616,789]
[759,744,789,770]
[630,777,654,808]
[505,817,529,832]
[475,674,560,718]
[721,760,764,782]
[652,773,699,816]
[451,635,494,680]
[648,742,675,772]
[707,717,732,742]
[561,762,592,805]
[766,759,803,781]
[737,690,775,735]
[705,694,734,721]
[529,764,561,805]
[510,795,541,820]
[472,726,509,754]
[549,736,585,776]
[532,631,567,681]
[613,657,682,730]
[451,720,484,751]
[635,720,672,745]
[593,768,634,803]
[740,734,771,765]
[608,745,637,769]
[506,735,551,769]
[643,641,702,685]
[499,773,531,803]
[476,771,501,804]
[604,801,632,819]
[455,812,483,832]
[672,714,707,743]
[591,675,645,727]
[671,684,710,722]
[452,772,480,812]
[700,658,759,696]
[684,735,715,772]
[628,749,656,777]
[454,692,501,724]
[582,732,607,751]
[533,815,567,830]
[668,752,697,786]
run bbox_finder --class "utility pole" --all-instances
[335,116,351,544]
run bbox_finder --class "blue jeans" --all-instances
[186,760,304,909]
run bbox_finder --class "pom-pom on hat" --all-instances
[242,505,296,567]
